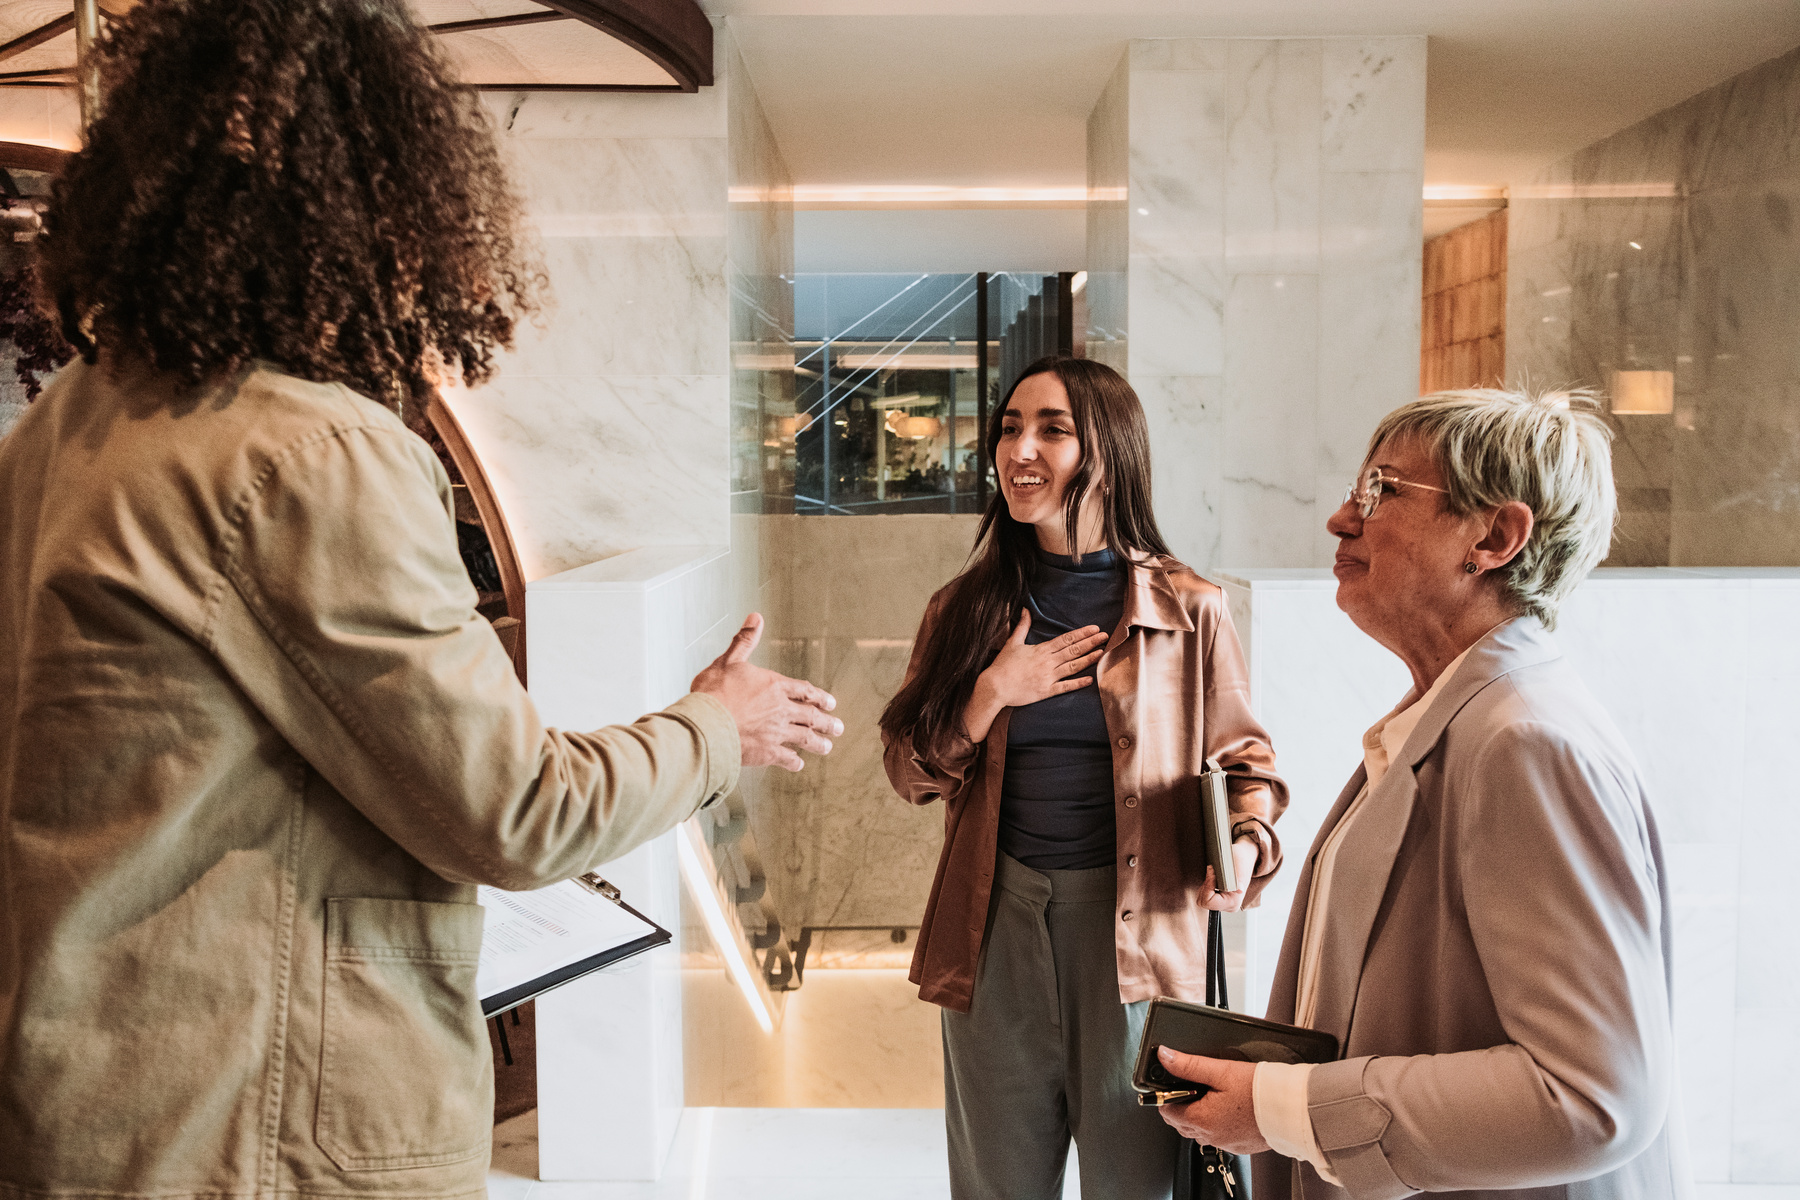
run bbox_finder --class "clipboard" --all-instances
[476,872,670,1018]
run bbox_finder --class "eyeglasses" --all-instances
[1344,466,1450,520]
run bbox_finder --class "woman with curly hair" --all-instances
[0,1,839,1194]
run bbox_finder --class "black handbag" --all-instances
[1172,909,1253,1199]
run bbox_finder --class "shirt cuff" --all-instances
[1253,1062,1341,1186]
[668,691,741,808]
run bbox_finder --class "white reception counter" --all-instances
[1216,567,1800,1188]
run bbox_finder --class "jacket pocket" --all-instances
[316,897,489,1172]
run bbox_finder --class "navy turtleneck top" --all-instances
[999,546,1127,871]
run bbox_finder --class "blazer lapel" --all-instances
[1265,767,1368,1025]
[1307,764,1419,1040]
[1305,616,1565,1042]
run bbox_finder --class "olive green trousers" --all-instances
[941,854,1182,1200]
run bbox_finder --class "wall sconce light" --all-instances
[1610,370,1674,415]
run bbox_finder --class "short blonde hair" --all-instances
[1367,389,1615,629]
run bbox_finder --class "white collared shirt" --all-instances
[1251,641,1480,1181]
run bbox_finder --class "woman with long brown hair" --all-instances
[0,1,837,1194]
[882,356,1288,1200]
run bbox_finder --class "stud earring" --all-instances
[1463,561,1479,574]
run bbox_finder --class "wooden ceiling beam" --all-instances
[533,0,711,92]
[0,13,75,64]
[428,10,569,36]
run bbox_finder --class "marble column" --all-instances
[1086,39,1426,571]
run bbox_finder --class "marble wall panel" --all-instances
[1224,40,1322,276]
[1317,168,1424,476]
[456,373,727,578]
[1507,44,1800,570]
[1084,52,1129,371]
[756,515,980,940]
[1138,375,1224,570]
[1320,39,1427,175]
[445,85,733,579]
[1731,578,1800,1181]
[1221,273,1319,568]
[1098,37,1425,572]
[1126,67,1226,379]
[725,31,794,514]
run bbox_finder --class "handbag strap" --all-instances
[1205,908,1229,1010]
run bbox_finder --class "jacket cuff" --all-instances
[1309,1057,1414,1200]
[667,692,741,809]
[1254,1062,1339,1183]
[1231,816,1279,877]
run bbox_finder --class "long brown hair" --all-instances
[879,356,1171,757]
[37,0,544,406]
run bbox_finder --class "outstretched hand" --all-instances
[691,614,842,772]
[1154,1048,1267,1154]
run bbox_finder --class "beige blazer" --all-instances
[1255,617,1692,1200]
[0,360,739,1198]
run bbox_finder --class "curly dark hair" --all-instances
[37,0,544,405]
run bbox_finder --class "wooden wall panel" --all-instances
[1421,207,1507,393]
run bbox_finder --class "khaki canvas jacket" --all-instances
[884,554,1288,1012]
[0,360,739,1199]
[1253,618,1692,1200]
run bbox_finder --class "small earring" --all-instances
[1463,561,1479,574]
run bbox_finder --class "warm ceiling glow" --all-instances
[1513,182,1679,199]
[838,353,978,370]
[793,185,1088,209]
[1610,370,1675,415]
[1422,184,1508,201]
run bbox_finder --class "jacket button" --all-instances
[1124,795,1138,808]
[1121,911,1134,921]
[1117,736,1131,749]
[1126,855,1138,867]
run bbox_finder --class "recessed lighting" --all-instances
[1136,207,1149,215]
[1628,241,1642,250]
[677,819,774,1034]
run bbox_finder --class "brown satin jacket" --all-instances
[883,553,1288,1013]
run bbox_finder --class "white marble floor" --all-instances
[489,1108,1083,1200]
[490,1109,1798,1200]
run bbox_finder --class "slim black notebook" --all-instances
[476,873,670,1018]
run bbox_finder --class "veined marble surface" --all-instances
[1218,566,1800,1186]
[1094,37,1425,572]
[1507,45,1800,567]
[1083,52,1128,374]
[446,39,753,579]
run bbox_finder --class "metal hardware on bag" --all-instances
[575,872,621,902]
[1136,1088,1203,1106]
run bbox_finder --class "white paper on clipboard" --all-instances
[476,879,661,1004]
